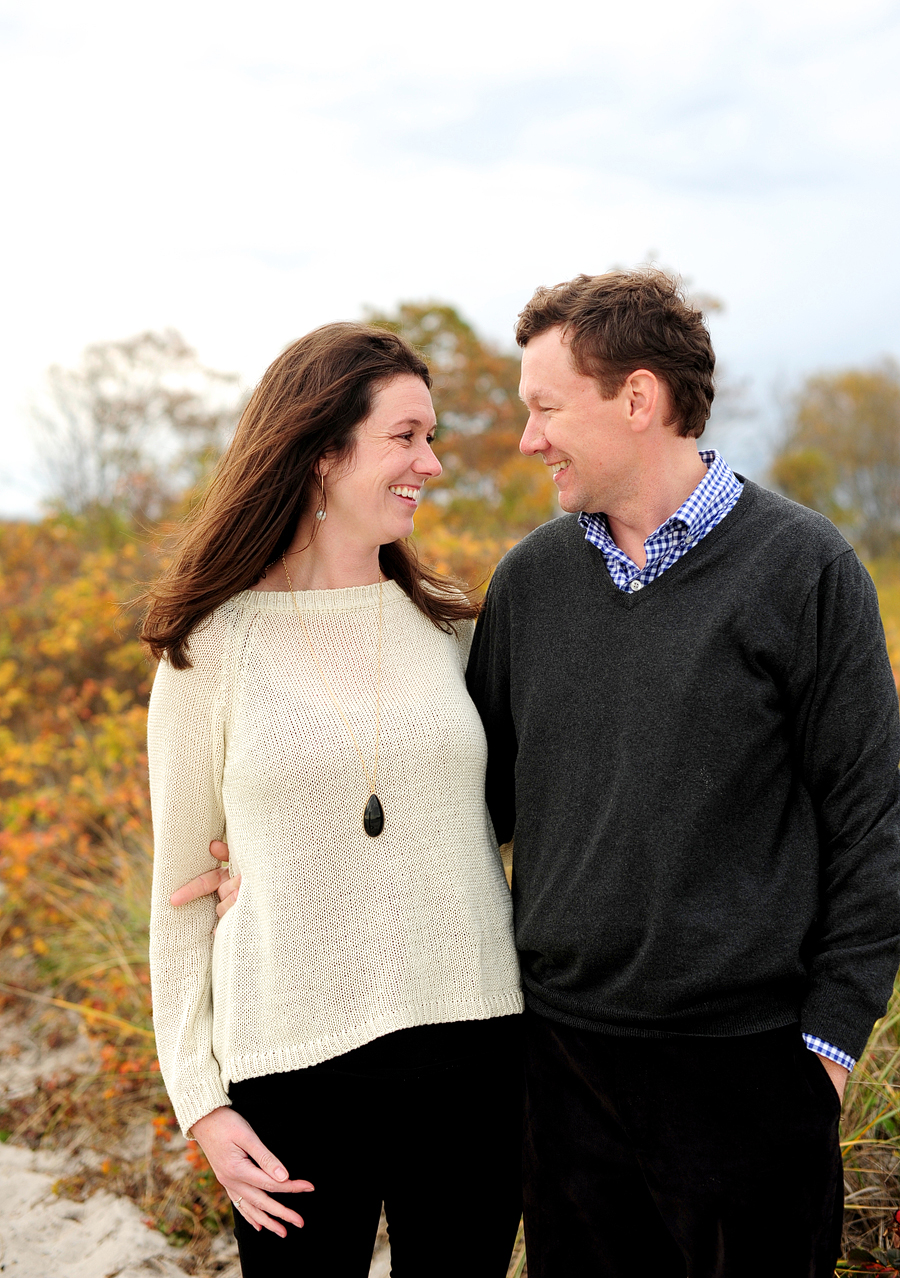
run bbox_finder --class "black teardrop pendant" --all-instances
[363,793,384,837]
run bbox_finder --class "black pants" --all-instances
[522,1012,844,1278]
[229,1017,523,1277]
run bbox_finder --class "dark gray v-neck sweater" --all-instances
[466,481,900,1059]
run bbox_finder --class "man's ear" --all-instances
[623,370,661,434]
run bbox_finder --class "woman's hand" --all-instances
[170,840,240,919]
[191,1107,314,1236]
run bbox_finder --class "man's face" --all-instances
[519,326,637,515]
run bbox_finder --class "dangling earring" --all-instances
[315,473,327,521]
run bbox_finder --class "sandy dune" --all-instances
[0,1006,390,1277]
[0,1137,389,1277]
[0,1141,195,1278]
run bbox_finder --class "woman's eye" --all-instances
[396,430,436,444]
[426,434,436,445]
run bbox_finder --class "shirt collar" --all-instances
[577,449,741,545]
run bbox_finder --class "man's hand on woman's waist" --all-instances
[170,839,240,919]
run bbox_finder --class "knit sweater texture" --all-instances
[466,481,900,1060]
[148,583,522,1137]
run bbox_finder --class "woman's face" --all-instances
[321,375,442,546]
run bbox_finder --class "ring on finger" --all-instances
[233,1195,243,1209]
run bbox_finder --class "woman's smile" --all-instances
[389,483,422,506]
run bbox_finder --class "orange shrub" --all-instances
[0,518,156,1025]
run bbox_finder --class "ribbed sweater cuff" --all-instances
[800,993,879,1064]
[176,1079,232,1140]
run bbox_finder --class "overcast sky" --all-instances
[1,0,899,514]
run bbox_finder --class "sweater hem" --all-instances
[217,992,524,1087]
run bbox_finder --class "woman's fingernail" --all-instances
[274,1167,288,1181]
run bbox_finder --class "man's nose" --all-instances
[519,415,547,456]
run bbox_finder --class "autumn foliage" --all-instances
[0,518,152,994]
[771,360,900,560]
[0,517,227,1246]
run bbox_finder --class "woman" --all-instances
[143,323,523,1278]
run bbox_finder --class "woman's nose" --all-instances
[414,440,442,478]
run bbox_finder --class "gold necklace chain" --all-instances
[282,554,384,836]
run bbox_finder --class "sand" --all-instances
[0,1006,389,1277]
[0,1140,195,1277]
[0,1136,389,1277]
[0,1003,203,1278]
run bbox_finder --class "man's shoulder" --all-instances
[741,480,849,545]
[737,480,854,568]
[492,515,585,583]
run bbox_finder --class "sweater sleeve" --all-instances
[455,616,476,669]
[794,551,900,1060]
[148,617,230,1137]
[466,576,517,847]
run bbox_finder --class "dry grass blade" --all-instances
[0,979,155,1038]
[506,1217,526,1277]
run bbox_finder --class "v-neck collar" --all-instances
[581,476,756,605]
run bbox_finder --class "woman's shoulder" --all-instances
[408,582,477,664]
[158,597,244,679]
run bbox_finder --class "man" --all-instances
[464,268,900,1276]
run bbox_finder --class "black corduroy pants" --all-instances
[229,1017,523,1278]
[522,1012,844,1278]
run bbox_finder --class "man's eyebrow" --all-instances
[519,387,553,405]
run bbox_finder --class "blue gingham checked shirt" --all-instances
[577,448,856,1073]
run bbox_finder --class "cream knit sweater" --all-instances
[148,582,522,1136]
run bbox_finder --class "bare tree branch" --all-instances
[32,330,246,522]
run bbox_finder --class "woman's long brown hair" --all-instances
[140,323,479,669]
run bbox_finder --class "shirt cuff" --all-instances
[802,1033,856,1073]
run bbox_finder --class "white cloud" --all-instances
[1,0,899,511]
